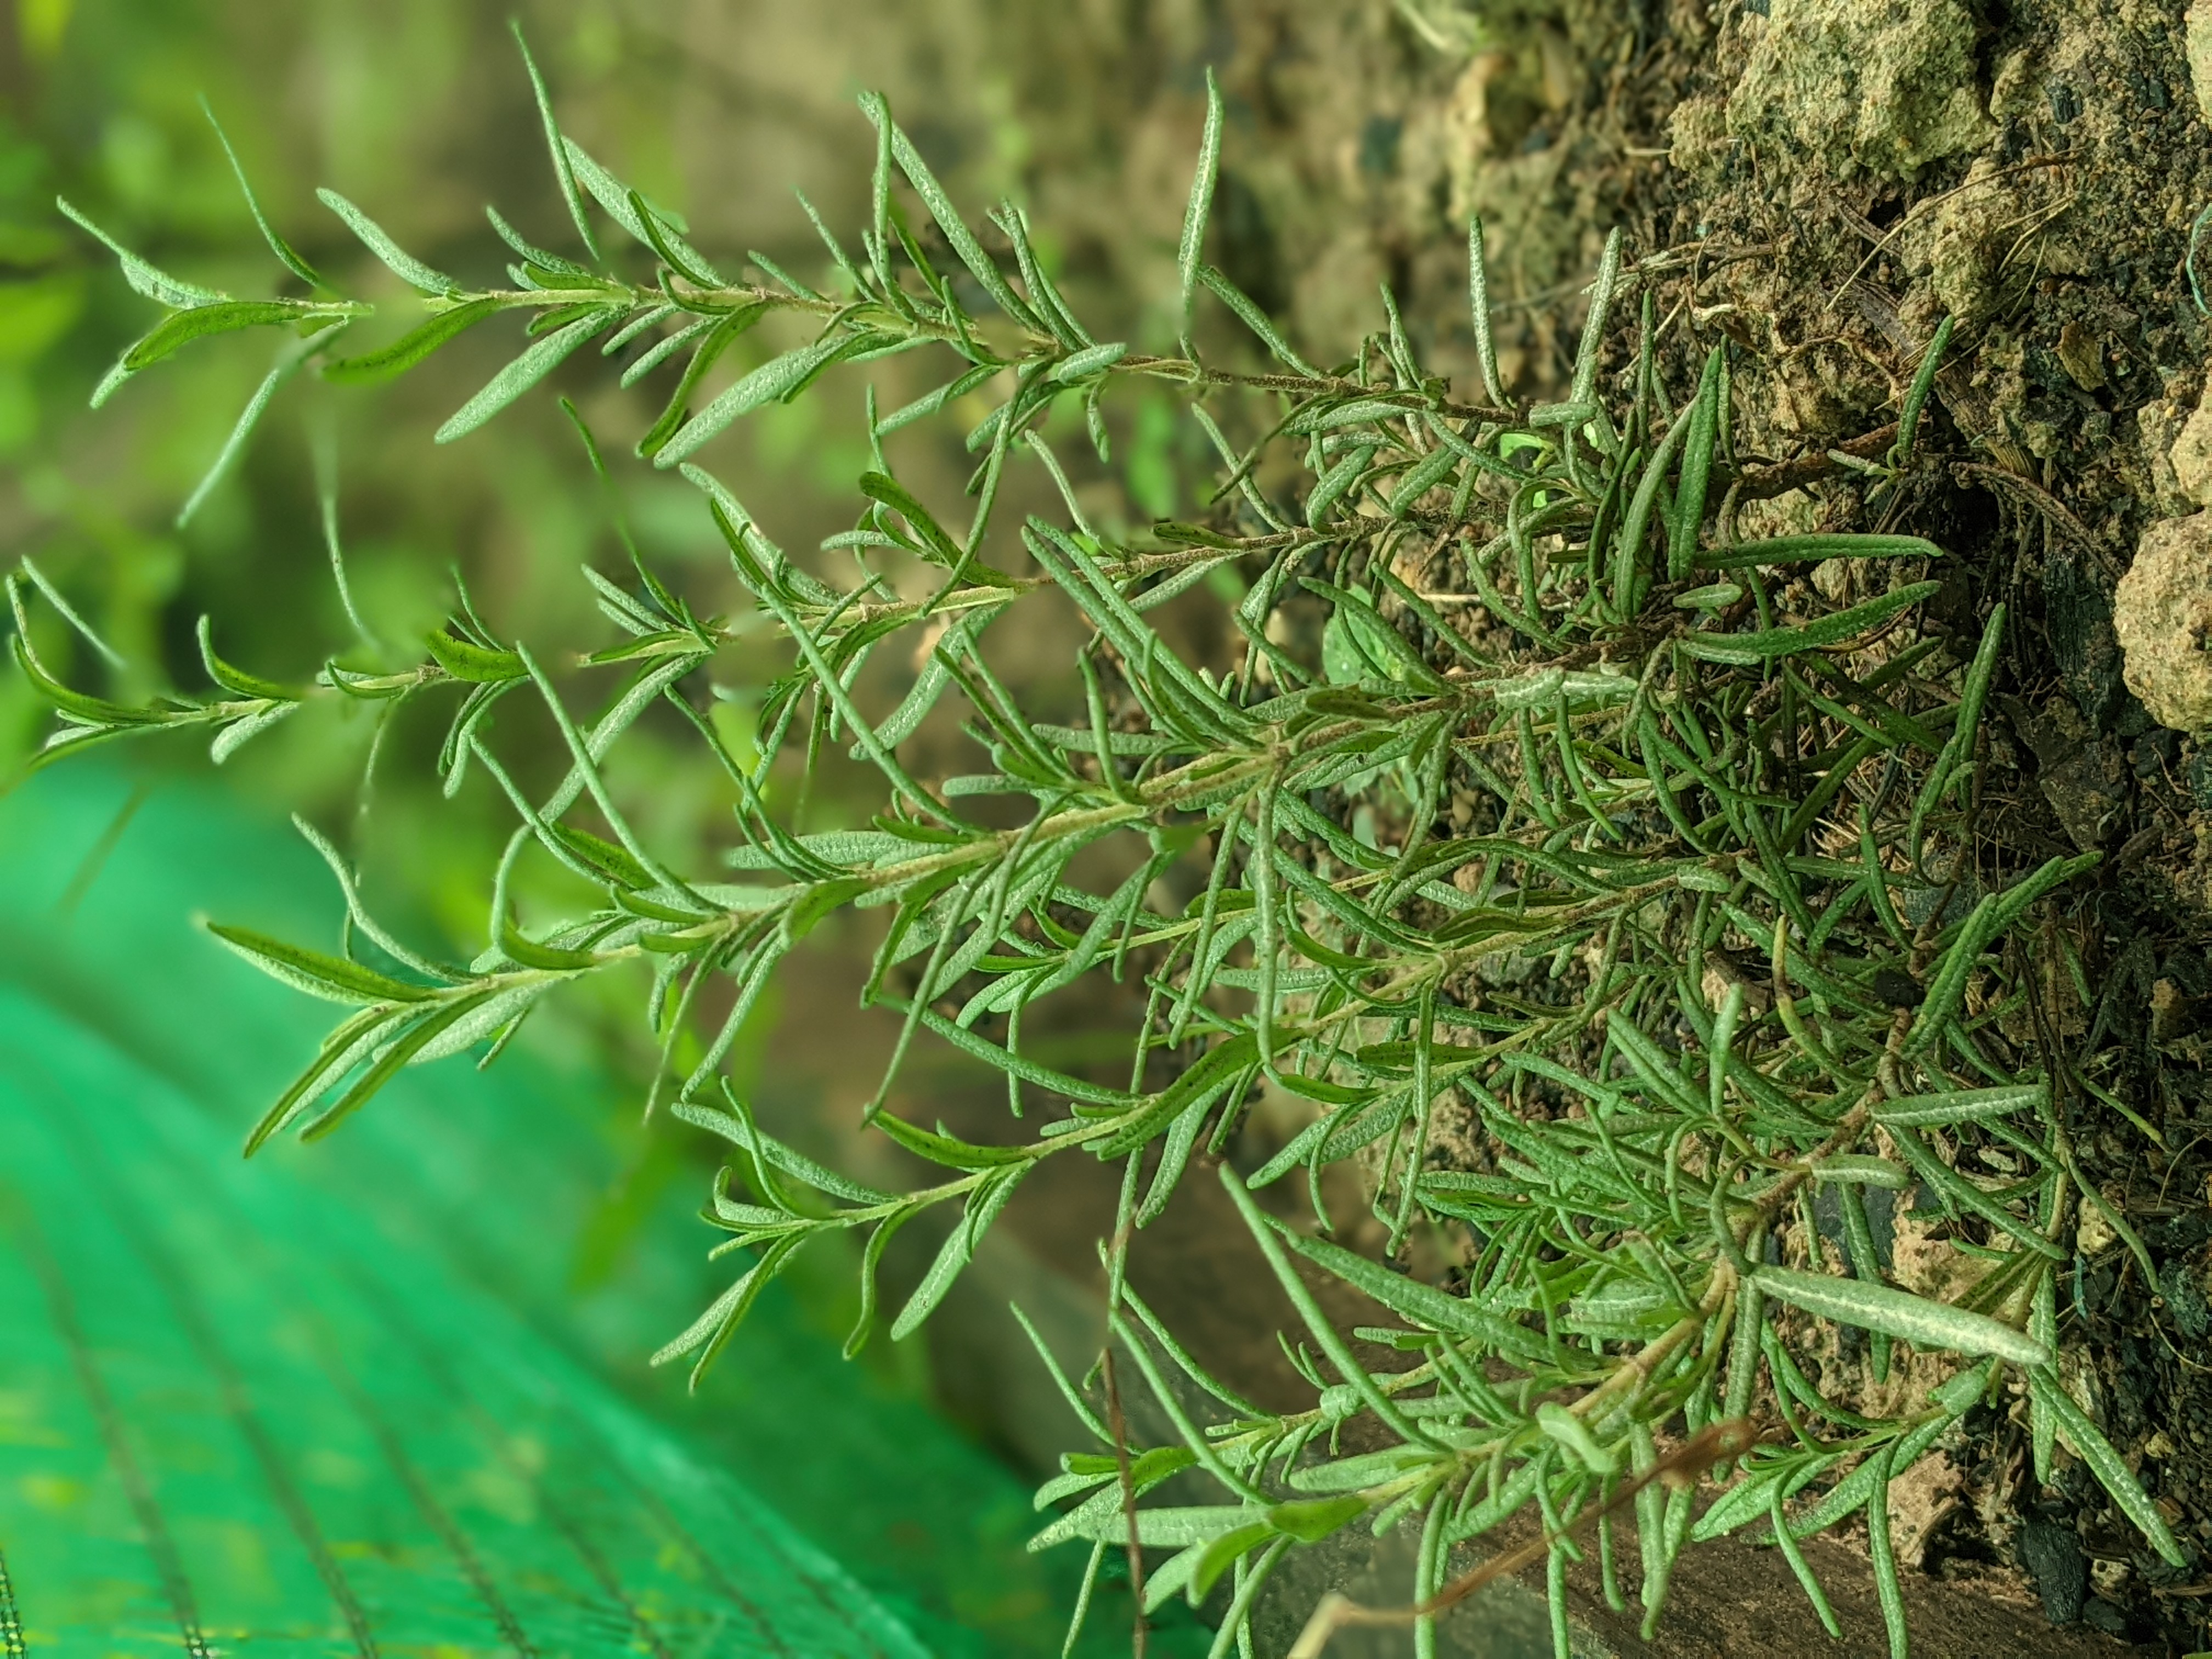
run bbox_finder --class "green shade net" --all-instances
[0,769,1108,1656]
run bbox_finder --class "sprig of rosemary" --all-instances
[22,31,2184,1657]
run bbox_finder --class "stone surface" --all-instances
[1727,0,1990,181]
[2117,514,2212,731]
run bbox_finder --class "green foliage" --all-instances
[21,31,2170,1655]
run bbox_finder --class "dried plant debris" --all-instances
[20,14,2212,1658]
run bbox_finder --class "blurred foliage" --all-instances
[2,0,1222,975]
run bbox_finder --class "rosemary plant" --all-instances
[22,34,2186,1658]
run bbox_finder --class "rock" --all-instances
[2191,0,2212,126]
[2152,975,2200,1041]
[2136,393,2195,518]
[1666,93,1730,180]
[2172,383,2212,507]
[1924,159,2017,324]
[1727,0,1989,182]
[2055,321,2106,393]
[2078,1201,2117,1255]
[2116,514,2212,731]
[2158,1259,2211,1341]
[2018,1518,2089,1625]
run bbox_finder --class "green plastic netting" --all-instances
[0,770,1107,1657]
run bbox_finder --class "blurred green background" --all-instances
[0,0,1236,889]
[0,0,1250,1651]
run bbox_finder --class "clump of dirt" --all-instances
[1726,0,1991,182]
[2117,512,2212,729]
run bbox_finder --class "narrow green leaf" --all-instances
[177,351,306,529]
[315,189,459,294]
[860,470,969,567]
[1220,1165,1436,1447]
[1536,1401,1618,1476]
[1682,582,1939,665]
[624,188,723,286]
[1873,1081,2047,1127]
[513,21,602,263]
[872,1110,1034,1171]
[2029,1368,2186,1564]
[498,924,601,972]
[1894,315,1953,467]
[635,305,767,458]
[1695,534,1942,571]
[321,297,501,384]
[1385,441,1460,518]
[1196,264,1319,379]
[1911,603,2005,852]
[1267,1496,1367,1543]
[1188,1522,1276,1605]
[17,558,124,669]
[1903,891,2006,1057]
[892,1169,1023,1339]
[200,97,321,287]
[1612,399,1690,617]
[1176,67,1223,351]
[425,628,526,683]
[56,198,224,308]
[9,634,158,729]
[2029,1285,2057,1486]
[650,1236,797,1380]
[195,617,292,701]
[1750,1266,2050,1367]
[1807,1155,1911,1189]
[1032,1499,1257,1552]
[654,335,848,468]
[1049,341,1128,384]
[1468,216,1504,405]
[891,995,1135,1109]
[1667,348,1723,582]
[1771,1490,1843,1637]
[1864,1445,1908,1659]
[489,205,593,278]
[241,1005,405,1156]
[883,120,1044,331]
[435,309,612,443]
[205,921,435,1006]
[674,1097,898,1206]
[1568,227,1622,408]
[1692,1459,1801,1542]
